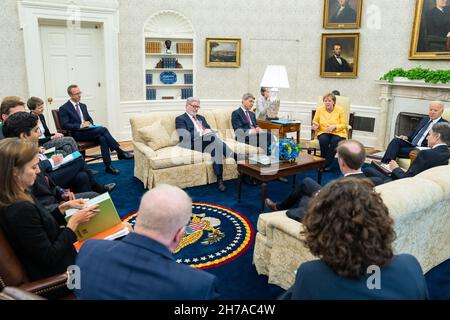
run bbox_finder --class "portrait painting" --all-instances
[410,0,450,59]
[323,0,363,29]
[205,38,241,67]
[320,33,359,78]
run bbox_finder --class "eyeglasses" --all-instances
[71,91,82,96]
[190,104,200,108]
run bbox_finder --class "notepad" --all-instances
[51,151,82,170]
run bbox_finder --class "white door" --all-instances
[40,22,105,132]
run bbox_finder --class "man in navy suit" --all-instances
[231,93,273,156]
[176,97,240,192]
[364,122,450,184]
[265,139,383,221]
[75,184,219,300]
[59,85,133,175]
[381,101,447,164]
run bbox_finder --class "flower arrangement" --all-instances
[271,138,302,162]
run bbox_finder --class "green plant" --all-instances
[380,67,450,84]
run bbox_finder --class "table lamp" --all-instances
[260,65,290,119]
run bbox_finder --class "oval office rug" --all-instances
[122,202,254,269]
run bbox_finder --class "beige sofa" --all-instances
[253,165,450,289]
[130,108,263,189]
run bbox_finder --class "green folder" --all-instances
[65,193,122,241]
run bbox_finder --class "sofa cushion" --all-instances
[138,121,173,151]
[150,146,208,170]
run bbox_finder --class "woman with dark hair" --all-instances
[312,92,347,171]
[281,177,428,299]
[255,87,270,120]
[0,138,98,281]
[27,96,78,154]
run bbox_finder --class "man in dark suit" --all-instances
[329,0,357,23]
[426,0,450,39]
[59,85,133,175]
[364,122,450,183]
[265,140,383,221]
[381,101,447,163]
[75,184,219,300]
[231,93,273,156]
[324,43,352,73]
[176,97,240,192]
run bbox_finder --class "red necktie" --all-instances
[192,115,206,134]
[245,111,254,129]
[75,103,82,119]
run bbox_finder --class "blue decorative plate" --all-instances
[160,71,177,84]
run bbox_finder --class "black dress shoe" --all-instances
[217,178,226,192]
[278,177,288,183]
[117,150,134,160]
[103,183,116,193]
[105,165,120,175]
[87,168,99,176]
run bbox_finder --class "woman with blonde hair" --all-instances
[281,177,428,299]
[312,92,347,171]
[0,138,98,281]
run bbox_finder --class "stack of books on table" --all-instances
[65,192,129,251]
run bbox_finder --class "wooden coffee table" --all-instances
[237,153,325,211]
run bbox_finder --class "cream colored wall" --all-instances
[0,0,28,99]
[118,0,449,106]
[1,0,449,106]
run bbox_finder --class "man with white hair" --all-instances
[75,184,219,300]
[380,101,447,164]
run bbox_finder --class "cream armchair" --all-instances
[307,95,354,156]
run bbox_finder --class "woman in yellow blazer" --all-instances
[312,93,348,171]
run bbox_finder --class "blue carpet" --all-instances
[88,159,450,299]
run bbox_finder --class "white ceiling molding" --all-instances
[144,10,194,38]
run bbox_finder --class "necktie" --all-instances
[411,120,432,146]
[245,111,254,129]
[192,115,206,134]
[75,103,82,119]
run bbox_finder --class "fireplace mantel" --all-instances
[376,80,450,149]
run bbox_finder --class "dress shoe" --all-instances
[322,166,333,172]
[87,168,99,176]
[278,177,288,183]
[265,198,278,211]
[217,178,226,192]
[105,165,120,175]
[93,182,117,193]
[117,150,134,160]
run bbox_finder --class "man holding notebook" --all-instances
[364,122,450,183]
[380,101,447,164]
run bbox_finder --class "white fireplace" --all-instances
[376,80,450,150]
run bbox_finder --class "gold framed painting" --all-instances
[205,38,241,67]
[323,0,363,29]
[320,33,359,78]
[409,0,450,59]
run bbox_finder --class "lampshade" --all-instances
[260,65,290,89]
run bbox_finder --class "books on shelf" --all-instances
[145,72,153,85]
[184,73,193,84]
[65,192,129,249]
[146,88,156,100]
[181,88,193,99]
[51,151,82,171]
[176,42,193,54]
[162,57,177,68]
[145,41,161,54]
